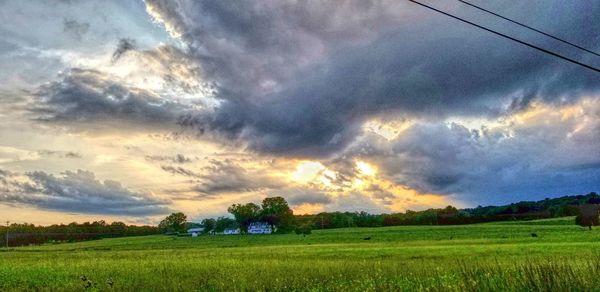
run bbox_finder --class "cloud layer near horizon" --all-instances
[0,169,171,216]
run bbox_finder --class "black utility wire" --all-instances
[408,0,600,74]
[458,0,600,57]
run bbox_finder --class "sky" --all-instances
[0,0,599,225]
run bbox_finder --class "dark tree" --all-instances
[214,217,238,232]
[228,203,261,233]
[295,223,312,236]
[200,218,216,233]
[576,204,600,230]
[261,196,295,233]
[159,212,187,233]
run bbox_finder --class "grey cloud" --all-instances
[367,184,396,205]
[145,154,192,164]
[342,102,600,204]
[325,192,389,214]
[161,165,198,177]
[0,169,13,186]
[63,18,90,40]
[149,0,600,157]
[195,159,284,194]
[0,169,171,216]
[111,38,136,63]
[137,45,212,96]
[32,68,193,129]
[270,188,332,206]
[37,150,82,159]
[146,0,406,96]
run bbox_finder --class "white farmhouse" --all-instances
[187,227,204,237]
[224,228,241,235]
[247,222,272,234]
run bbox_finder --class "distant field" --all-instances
[1,219,599,291]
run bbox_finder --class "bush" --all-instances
[576,214,599,230]
[295,224,312,236]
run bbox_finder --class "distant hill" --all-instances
[465,192,600,217]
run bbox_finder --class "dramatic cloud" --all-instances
[32,68,193,129]
[0,169,171,216]
[149,0,600,157]
[1,1,599,222]
[342,98,600,204]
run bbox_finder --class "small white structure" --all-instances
[187,227,204,237]
[247,222,272,234]
[224,228,241,235]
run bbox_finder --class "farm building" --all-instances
[187,227,204,237]
[247,222,272,234]
[224,228,241,235]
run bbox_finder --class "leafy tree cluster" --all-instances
[158,212,187,233]
[227,196,295,233]
[179,197,296,235]
[0,221,160,247]
[159,212,241,234]
[199,217,238,233]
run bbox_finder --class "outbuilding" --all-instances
[224,228,241,235]
[247,222,272,234]
[187,227,204,237]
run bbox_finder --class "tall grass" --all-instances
[1,221,598,291]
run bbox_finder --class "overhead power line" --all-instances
[408,0,600,74]
[458,0,600,57]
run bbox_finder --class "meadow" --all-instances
[1,217,600,291]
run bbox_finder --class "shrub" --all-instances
[295,224,312,236]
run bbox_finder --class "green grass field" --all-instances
[2,217,600,291]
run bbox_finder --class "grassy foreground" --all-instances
[2,217,600,291]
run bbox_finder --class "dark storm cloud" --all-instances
[148,0,600,157]
[32,68,191,129]
[111,38,136,63]
[0,169,171,216]
[195,159,283,194]
[146,0,403,96]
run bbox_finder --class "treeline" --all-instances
[180,192,598,233]
[295,192,599,229]
[0,221,160,247]
[6,192,597,247]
